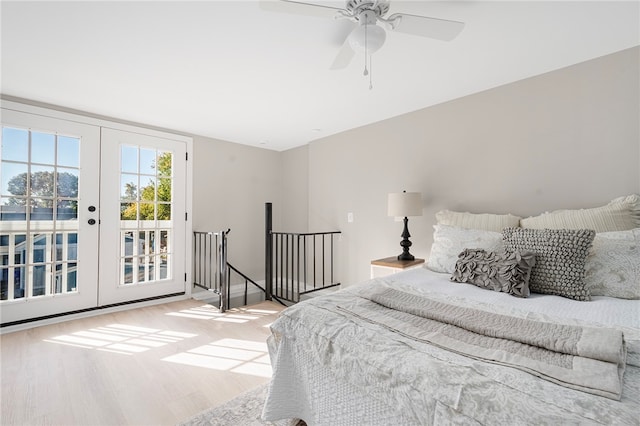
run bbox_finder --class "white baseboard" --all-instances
[1,294,191,335]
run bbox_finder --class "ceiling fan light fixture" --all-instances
[348,23,386,53]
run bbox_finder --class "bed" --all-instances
[262,196,640,425]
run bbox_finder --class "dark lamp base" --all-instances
[397,252,415,261]
[397,216,415,262]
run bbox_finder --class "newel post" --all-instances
[265,202,273,301]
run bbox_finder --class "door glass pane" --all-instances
[121,175,138,200]
[157,151,172,177]
[33,234,46,263]
[1,127,28,162]
[148,258,155,281]
[121,145,138,173]
[0,126,81,302]
[139,203,155,221]
[1,198,27,221]
[140,177,156,202]
[54,263,63,294]
[15,266,26,299]
[68,233,78,261]
[157,203,171,220]
[139,148,156,175]
[55,233,64,262]
[149,231,155,253]
[139,231,148,255]
[119,145,173,286]
[67,264,77,292]
[57,136,79,167]
[33,264,46,296]
[30,198,54,221]
[57,168,79,197]
[31,166,55,197]
[1,162,28,196]
[57,199,78,221]
[158,178,171,202]
[121,202,138,220]
[124,257,134,284]
[1,267,8,300]
[123,231,134,256]
[160,255,168,279]
[31,132,55,165]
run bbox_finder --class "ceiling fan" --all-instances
[260,0,465,72]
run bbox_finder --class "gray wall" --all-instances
[300,46,640,286]
[192,136,282,280]
[279,145,309,233]
[8,47,638,291]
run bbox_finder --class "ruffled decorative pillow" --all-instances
[451,248,536,297]
[502,228,595,301]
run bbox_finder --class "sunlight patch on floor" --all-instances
[166,304,279,324]
[162,338,272,378]
[43,324,198,354]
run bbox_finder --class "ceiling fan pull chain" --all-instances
[369,55,373,90]
[363,22,369,76]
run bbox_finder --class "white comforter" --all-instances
[262,267,640,425]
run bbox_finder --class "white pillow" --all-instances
[436,210,521,232]
[520,194,640,232]
[426,224,504,274]
[585,228,640,299]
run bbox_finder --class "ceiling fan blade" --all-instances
[386,13,465,41]
[329,37,355,70]
[259,0,343,19]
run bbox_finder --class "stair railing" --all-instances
[193,230,229,312]
[193,204,341,310]
[265,203,341,304]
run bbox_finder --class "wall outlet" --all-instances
[347,212,354,223]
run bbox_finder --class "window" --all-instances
[1,127,80,300]
[119,146,173,285]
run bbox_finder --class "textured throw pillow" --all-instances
[436,210,521,232]
[520,194,640,232]
[426,225,504,274]
[451,248,536,298]
[502,228,595,301]
[585,229,640,299]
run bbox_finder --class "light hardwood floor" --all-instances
[0,299,284,425]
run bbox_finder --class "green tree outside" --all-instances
[6,171,78,210]
[120,152,172,221]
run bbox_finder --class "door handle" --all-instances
[88,206,96,212]
[88,219,96,225]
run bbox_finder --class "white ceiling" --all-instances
[1,1,638,151]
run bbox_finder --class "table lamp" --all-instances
[388,191,422,261]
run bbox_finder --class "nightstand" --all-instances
[370,256,425,278]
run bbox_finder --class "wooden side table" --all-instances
[370,256,425,279]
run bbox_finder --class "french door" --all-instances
[99,128,186,305]
[1,109,187,325]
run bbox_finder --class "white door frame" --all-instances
[0,100,193,327]
[99,127,187,305]
[0,109,101,323]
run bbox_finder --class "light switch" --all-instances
[347,212,354,223]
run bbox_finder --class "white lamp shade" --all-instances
[388,192,422,217]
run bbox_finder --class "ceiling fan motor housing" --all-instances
[267,0,466,71]
[348,10,386,53]
[345,0,390,19]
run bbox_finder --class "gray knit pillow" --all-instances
[451,248,536,298]
[502,228,595,301]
